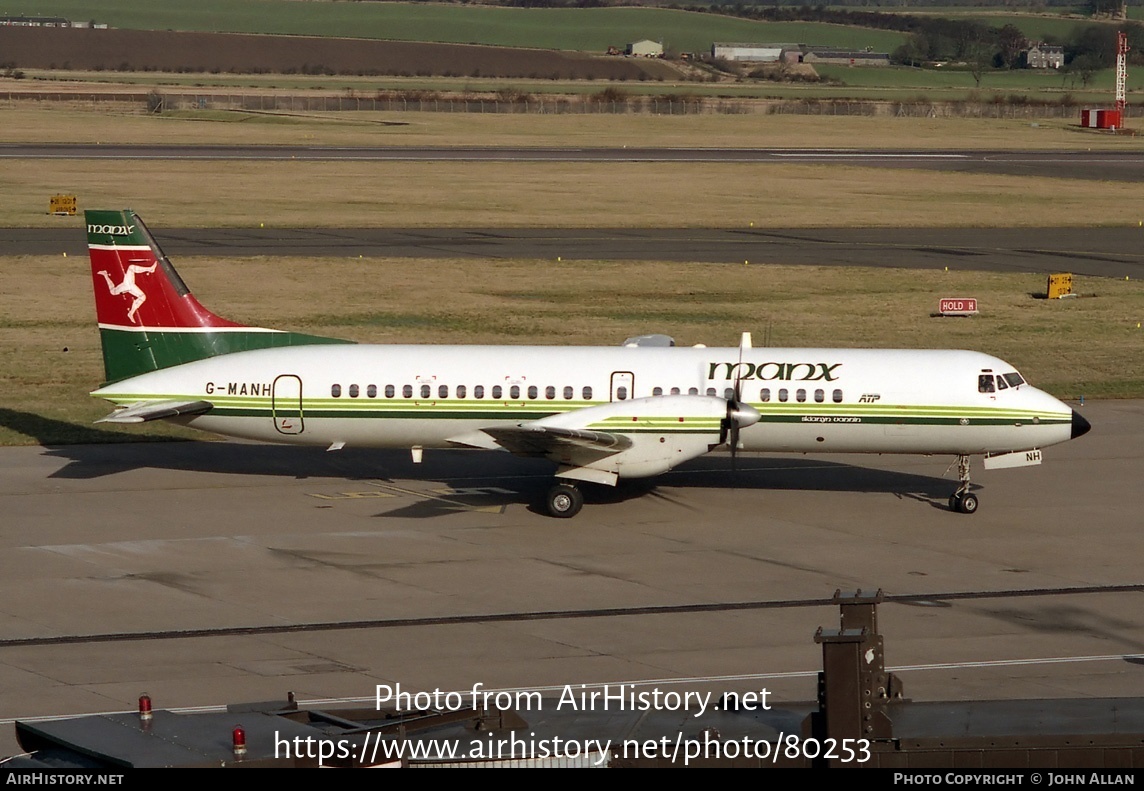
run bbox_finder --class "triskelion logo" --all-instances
[97,262,158,324]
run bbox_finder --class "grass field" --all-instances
[870,7,1125,42]
[2,255,1140,446]
[4,105,1140,148]
[6,155,1144,230]
[20,1,907,53]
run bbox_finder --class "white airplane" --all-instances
[87,209,1090,518]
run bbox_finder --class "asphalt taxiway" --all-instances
[6,226,1144,279]
[1,399,1140,758]
[1,145,1142,181]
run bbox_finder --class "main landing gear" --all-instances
[948,454,979,514]
[545,483,584,518]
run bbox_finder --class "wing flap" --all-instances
[96,399,213,424]
[480,424,632,457]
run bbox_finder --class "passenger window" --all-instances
[617,386,628,400]
[760,388,770,402]
[724,388,734,399]
[439,385,448,399]
[475,385,485,399]
[493,385,503,399]
[403,384,413,398]
[546,386,555,400]
[331,384,342,398]
[796,389,806,403]
[978,374,995,393]
[582,386,592,400]
[563,386,573,400]
[706,388,716,397]
[421,384,431,399]
[385,384,394,398]
[349,384,359,398]
[778,388,788,402]
[367,384,377,398]
[457,385,466,399]
[653,387,663,396]
[833,389,843,403]
[528,386,538,399]
[814,389,824,403]
[670,387,680,395]
[689,387,699,396]
[510,385,520,399]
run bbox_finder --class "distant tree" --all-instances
[1066,53,1103,87]
[995,24,1028,69]
[1085,0,1123,17]
[1067,25,1119,68]
[892,33,930,66]
[967,41,993,87]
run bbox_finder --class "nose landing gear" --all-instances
[948,454,978,514]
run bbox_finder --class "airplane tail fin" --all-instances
[87,209,350,384]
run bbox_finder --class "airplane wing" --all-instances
[447,394,758,486]
[481,424,633,457]
[96,399,213,424]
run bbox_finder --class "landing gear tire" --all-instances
[957,492,979,514]
[948,494,960,512]
[546,483,583,519]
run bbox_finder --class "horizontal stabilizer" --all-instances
[96,399,213,424]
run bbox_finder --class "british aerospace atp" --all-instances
[86,210,1090,518]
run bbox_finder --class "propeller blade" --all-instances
[720,331,756,470]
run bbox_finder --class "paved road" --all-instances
[0,399,1139,757]
[7,226,1142,279]
[2,144,1143,180]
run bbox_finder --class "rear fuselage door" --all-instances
[272,374,304,435]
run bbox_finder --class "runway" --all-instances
[1,399,1140,757]
[2,144,1142,180]
[7,226,1144,279]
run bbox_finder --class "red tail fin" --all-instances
[86,209,351,384]
[87,209,245,329]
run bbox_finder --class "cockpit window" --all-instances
[1002,373,1025,388]
[996,376,1009,390]
[978,374,995,393]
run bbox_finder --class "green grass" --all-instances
[26,1,907,53]
[815,63,1141,94]
[852,5,1128,41]
[896,11,1121,42]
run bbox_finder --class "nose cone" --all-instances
[1072,409,1091,439]
[732,403,761,429]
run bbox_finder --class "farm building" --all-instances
[711,42,789,62]
[801,48,891,66]
[627,39,663,57]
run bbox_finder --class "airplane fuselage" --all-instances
[94,344,1076,459]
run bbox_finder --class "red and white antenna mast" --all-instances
[1115,30,1128,113]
